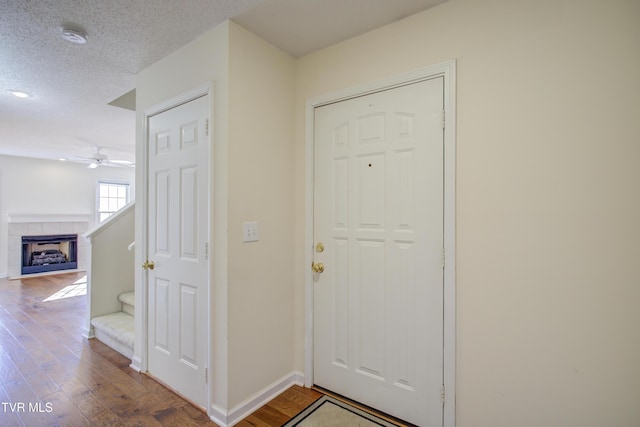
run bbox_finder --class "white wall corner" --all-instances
[209,404,229,427]
[292,371,305,386]
[214,371,305,427]
[84,325,95,340]
[129,356,143,373]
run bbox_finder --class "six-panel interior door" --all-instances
[313,78,445,426]
[147,95,209,408]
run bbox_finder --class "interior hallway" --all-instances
[0,272,320,426]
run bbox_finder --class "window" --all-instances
[98,181,130,222]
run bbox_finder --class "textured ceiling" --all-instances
[0,0,445,166]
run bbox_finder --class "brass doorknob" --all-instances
[142,260,155,270]
[311,262,324,273]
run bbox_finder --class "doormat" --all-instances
[282,395,401,427]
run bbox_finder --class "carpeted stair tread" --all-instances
[91,312,134,358]
[118,291,135,307]
[118,291,135,316]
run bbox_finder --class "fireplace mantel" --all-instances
[8,213,93,223]
[6,214,92,279]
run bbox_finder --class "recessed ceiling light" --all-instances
[61,26,88,44]
[7,90,32,99]
[59,158,68,162]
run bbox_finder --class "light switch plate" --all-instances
[243,221,259,242]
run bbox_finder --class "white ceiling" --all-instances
[0,0,445,166]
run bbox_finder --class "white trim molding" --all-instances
[84,201,135,241]
[136,81,213,414]
[304,60,457,427]
[7,213,93,223]
[129,355,143,373]
[210,372,305,427]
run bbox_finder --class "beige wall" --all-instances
[87,204,135,321]
[136,0,640,423]
[227,22,296,408]
[136,21,231,410]
[294,0,640,425]
[135,20,296,414]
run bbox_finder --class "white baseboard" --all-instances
[210,371,305,427]
[84,326,95,339]
[129,355,142,372]
[209,404,228,427]
[8,268,86,280]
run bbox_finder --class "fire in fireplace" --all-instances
[21,234,78,275]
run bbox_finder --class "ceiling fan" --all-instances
[80,147,134,169]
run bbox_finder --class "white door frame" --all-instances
[137,82,213,414]
[304,61,456,426]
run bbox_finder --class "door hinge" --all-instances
[441,385,445,406]
[441,109,445,129]
[204,242,209,260]
[441,248,446,269]
[205,119,209,136]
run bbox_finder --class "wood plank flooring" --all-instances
[0,272,321,426]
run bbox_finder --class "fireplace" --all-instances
[21,234,78,275]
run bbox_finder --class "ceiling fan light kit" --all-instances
[109,159,134,166]
[81,147,134,169]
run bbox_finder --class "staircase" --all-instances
[83,202,136,360]
[90,292,135,358]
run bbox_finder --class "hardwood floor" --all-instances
[234,386,321,427]
[0,272,321,426]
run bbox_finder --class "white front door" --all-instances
[313,78,444,426]
[147,95,209,408]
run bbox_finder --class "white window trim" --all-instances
[97,180,131,223]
